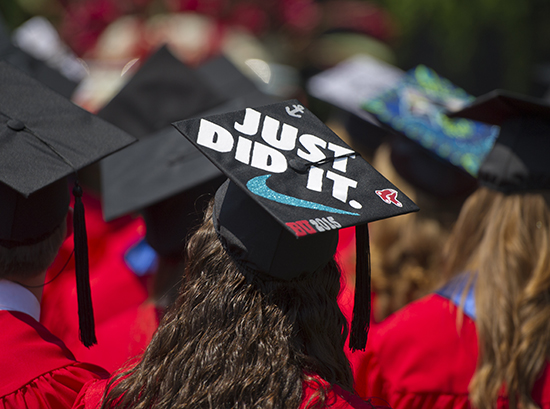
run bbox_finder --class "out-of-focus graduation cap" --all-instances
[307,54,405,160]
[97,45,225,139]
[102,126,225,256]
[0,14,78,98]
[0,62,135,346]
[102,93,279,256]
[173,99,419,350]
[307,54,404,124]
[197,54,259,101]
[447,89,550,193]
[362,65,500,198]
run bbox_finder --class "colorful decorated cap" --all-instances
[0,61,136,346]
[362,65,499,197]
[98,45,225,139]
[363,65,499,176]
[447,89,550,193]
[173,99,418,350]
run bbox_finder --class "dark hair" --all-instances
[100,200,353,409]
[0,219,67,280]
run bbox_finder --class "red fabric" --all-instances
[41,193,150,370]
[69,302,160,373]
[351,293,550,409]
[0,310,108,408]
[72,375,385,409]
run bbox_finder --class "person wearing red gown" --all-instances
[0,63,135,408]
[352,91,550,409]
[70,98,417,409]
[0,283,109,408]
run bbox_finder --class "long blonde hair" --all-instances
[442,186,550,409]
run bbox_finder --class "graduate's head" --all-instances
[102,198,355,409]
[0,178,69,280]
[446,90,550,409]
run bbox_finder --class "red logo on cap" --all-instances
[375,189,403,207]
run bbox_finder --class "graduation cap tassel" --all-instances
[349,223,371,352]
[72,182,97,348]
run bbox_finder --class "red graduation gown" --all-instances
[41,193,150,371]
[72,374,385,409]
[351,294,550,409]
[0,310,108,408]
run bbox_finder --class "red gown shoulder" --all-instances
[72,373,388,409]
[351,293,550,409]
[0,311,108,409]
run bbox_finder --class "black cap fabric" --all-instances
[102,126,225,257]
[98,45,225,139]
[0,61,135,347]
[448,89,550,192]
[102,126,223,221]
[197,55,259,101]
[102,93,278,254]
[173,99,419,350]
[0,61,135,242]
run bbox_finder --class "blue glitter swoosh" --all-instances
[246,174,360,216]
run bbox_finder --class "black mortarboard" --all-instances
[102,93,278,256]
[97,45,225,139]
[101,126,225,256]
[173,99,418,350]
[362,65,499,198]
[197,55,259,101]
[0,62,136,346]
[447,89,550,193]
[0,15,78,98]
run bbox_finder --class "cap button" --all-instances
[7,119,26,131]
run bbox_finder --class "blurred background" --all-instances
[2,0,550,112]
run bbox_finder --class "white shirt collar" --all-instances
[0,279,41,321]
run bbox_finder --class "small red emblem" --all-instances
[375,189,403,207]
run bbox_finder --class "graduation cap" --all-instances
[196,55,260,101]
[362,65,500,198]
[102,126,225,256]
[173,99,419,350]
[97,45,225,139]
[0,14,78,98]
[447,89,550,193]
[0,62,136,346]
[102,92,279,256]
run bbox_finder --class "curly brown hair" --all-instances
[100,200,353,409]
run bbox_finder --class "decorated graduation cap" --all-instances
[98,45,225,139]
[362,65,499,198]
[0,62,136,346]
[447,89,550,193]
[173,99,419,350]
